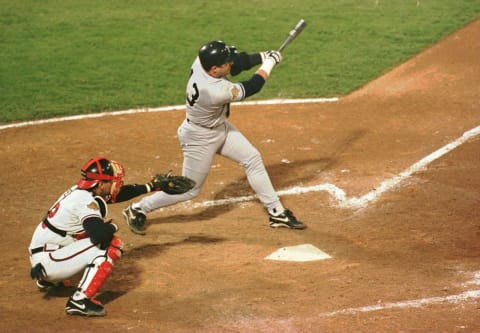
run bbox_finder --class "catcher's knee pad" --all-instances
[107,236,123,261]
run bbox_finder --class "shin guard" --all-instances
[78,237,123,298]
[83,260,113,298]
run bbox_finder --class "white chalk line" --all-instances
[0,97,338,132]
[318,289,480,317]
[313,271,480,318]
[183,124,480,211]
[316,271,480,317]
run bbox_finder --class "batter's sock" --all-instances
[269,205,285,216]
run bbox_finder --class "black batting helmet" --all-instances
[198,40,236,71]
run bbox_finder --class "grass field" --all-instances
[1,0,479,123]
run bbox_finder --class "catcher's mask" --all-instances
[198,40,236,71]
[77,157,125,201]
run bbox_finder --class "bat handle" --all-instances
[278,43,287,52]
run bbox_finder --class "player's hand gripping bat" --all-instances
[278,19,307,52]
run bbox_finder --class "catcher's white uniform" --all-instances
[30,155,188,316]
[29,186,118,282]
[29,157,163,316]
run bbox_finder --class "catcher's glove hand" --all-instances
[148,171,196,195]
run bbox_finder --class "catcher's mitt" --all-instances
[148,171,196,195]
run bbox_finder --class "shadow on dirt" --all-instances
[127,235,225,259]
[147,157,336,226]
[146,128,367,227]
[37,235,225,305]
[100,235,226,304]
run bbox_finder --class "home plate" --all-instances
[265,243,332,262]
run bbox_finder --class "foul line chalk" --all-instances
[316,271,480,317]
[0,98,338,132]
[338,124,480,208]
[318,289,480,317]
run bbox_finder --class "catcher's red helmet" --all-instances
[77,157,123,189]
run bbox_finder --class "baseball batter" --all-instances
[124,41,306,234]
[28,157,190,316]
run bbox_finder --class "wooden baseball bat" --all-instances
[278,19,307,52]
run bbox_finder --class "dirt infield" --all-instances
[1,19,479,333]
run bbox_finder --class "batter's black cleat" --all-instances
[269,209,306,230]
[65,297,105,317]
[123,204,147,235]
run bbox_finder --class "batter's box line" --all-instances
[182,124,480,211]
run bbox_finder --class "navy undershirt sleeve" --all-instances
[83,216,116,248]
[114,184,149,203]
[241,74,266,98]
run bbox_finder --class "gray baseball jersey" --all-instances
[186,57,245,128]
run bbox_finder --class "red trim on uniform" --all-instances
[75,232,88,240]
[48,243,97,262]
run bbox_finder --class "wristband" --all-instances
[259,58,276,76]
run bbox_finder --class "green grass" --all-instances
[1,0,479,122]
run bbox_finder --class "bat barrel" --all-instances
[277,19,307,52]
[295,19,307,33]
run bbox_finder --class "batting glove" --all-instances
[266,50,282,64]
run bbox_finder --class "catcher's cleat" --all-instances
[123,204,147,235]
[65,297,105,317]
[269,209,306,230]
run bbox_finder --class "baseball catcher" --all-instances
[28,157,195,317]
